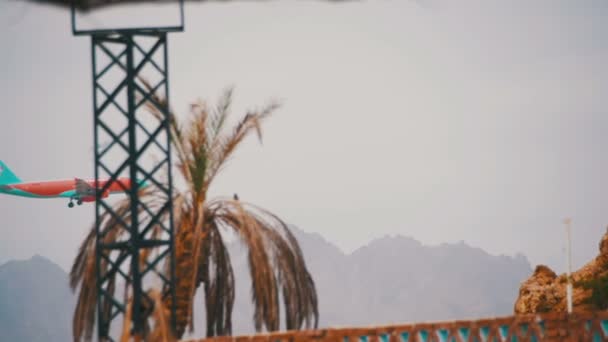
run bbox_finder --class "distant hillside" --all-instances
[1,229,532,339]
[220,227,532,334]
[0,255,74,342]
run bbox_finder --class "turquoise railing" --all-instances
[193,311,608,342]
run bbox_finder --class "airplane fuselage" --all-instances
[0,178,133,202]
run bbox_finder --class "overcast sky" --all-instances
[1,0,607,273]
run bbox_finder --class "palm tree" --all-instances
[69,87,318,341]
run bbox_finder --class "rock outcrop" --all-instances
[514,229,608,314]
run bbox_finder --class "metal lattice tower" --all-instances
[72,3,184,340]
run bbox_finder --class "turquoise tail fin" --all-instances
[0,161,22,185]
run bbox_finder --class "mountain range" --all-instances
[0,227,532,340]
[0,255,75,341]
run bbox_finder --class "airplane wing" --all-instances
[75,178,96,197]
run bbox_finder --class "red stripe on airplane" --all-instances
[12,178,133,196]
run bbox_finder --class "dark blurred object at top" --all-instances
[30,0,182,10]
[29,0,349,11]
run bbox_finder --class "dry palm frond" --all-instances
[120,298,134,342]
[205,102,279,188]
[120,290,176,342]
[148,289,177,342]
[206,198,318,332]
[140,78,192,189]
[71,196,133,342]
[70,188,165,342]
[199,220,234,337]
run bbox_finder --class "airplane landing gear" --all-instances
[68,196,81,208]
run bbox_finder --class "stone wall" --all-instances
[184,311,608,342]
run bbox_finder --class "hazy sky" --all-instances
[1,0,607,273]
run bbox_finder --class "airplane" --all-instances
[0,160,147,208]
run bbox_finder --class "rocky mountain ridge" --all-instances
[514,228,608,314]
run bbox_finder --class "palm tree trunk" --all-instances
[165,222,196,337]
